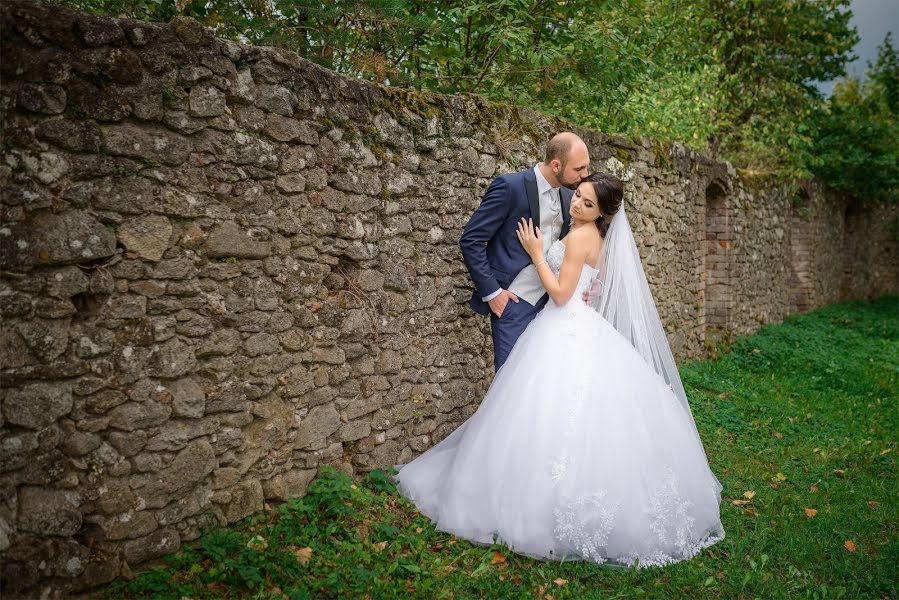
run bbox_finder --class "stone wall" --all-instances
[0,1,896,595]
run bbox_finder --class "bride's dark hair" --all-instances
[581,172,623,238]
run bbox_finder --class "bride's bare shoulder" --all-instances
[563,226,602,261]
[566,225,601,248]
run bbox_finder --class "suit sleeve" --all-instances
[460,175,511,300]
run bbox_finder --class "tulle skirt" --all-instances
[393,299,725,568]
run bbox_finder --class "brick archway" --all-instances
[703,181,732,342]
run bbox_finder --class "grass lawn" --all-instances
[103,295,898,599]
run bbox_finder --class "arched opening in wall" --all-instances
[703,181,731,351]
[788,187,812,311]
[840,201,861,300]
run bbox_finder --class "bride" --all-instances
[393,172,725,568]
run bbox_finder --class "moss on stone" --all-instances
[475,102,542,142]
[610,146,633,167]
[651,139,672,171]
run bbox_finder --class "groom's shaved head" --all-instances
[545,132,583,165]
[544,132,590,189]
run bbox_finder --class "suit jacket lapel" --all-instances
[524,168,540,225]
[560,187,572,239]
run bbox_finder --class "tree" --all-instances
[805,34,899,204]
[51,0,875,191]
[699,0,858,175]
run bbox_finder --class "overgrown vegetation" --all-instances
[49,0,898,205]
[102,295,897,599]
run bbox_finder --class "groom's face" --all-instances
[555,144,590,189]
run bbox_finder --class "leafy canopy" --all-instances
[51,0,895,204]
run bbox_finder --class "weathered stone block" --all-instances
[261,468,316,501]
[123,527,180,564]
[294,404,340,450]
[189,85,226,117]
[17,487,81,536]
[146,337,196,379]
[3,382,73,430]
[133,439,216,509]
[167,377,206,418]
[118,215,173,262]
[203,221,271,259]
[224,480,263,523]
[339,421,371,442]
[100,123,191,166]
[1,211,116,269]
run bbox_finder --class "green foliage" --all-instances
[803,34,899,204]
[103,296,897,599]
[699,0,857,174]
[49,0,890,200]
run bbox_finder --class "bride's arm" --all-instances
[516,218,588,306]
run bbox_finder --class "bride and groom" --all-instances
[393,133,725,568]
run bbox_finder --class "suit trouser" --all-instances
[489,294,549,371]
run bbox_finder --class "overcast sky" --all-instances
[815,0,898,96]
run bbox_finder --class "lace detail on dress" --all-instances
[545,240,566,274]
[544,240,600,307]
[553,490,621,563]
[550,452,570,482]
[549,464,724,568]
[622,466,725,568]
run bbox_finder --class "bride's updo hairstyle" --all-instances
[582,172,623,238]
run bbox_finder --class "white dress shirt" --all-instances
[483,164,564,305]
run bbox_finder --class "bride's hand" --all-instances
[516,217,543,262]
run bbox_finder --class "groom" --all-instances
[460,132,590,371]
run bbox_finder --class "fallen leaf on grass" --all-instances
[810,484,819,492]
[415,527,423,533]
[775,472,787,481]
[717,393,729,398]
[294,547,313,564]
[246,535,268,551]
[804,508,817,518]
[867,501,879,510]
[833,469,845,476]
[843,540,857,553]
[744,508,757,516]
[491,551,506,565]
[879,448,892,455]
[554,578,567,586]
[732,499,750,506]
[373,541,388,552]
[743,490,756,499]
[773,431,783,439]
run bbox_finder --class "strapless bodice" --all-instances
[545,240,600,306]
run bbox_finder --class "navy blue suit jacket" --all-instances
[460,167,573,316]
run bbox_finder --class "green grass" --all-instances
[103,296,898,599]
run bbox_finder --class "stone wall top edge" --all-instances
[0,0,752,182]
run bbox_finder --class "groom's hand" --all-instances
[582,278,602,304]
[488,289,519,318]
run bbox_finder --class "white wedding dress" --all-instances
[394,239,725,568]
